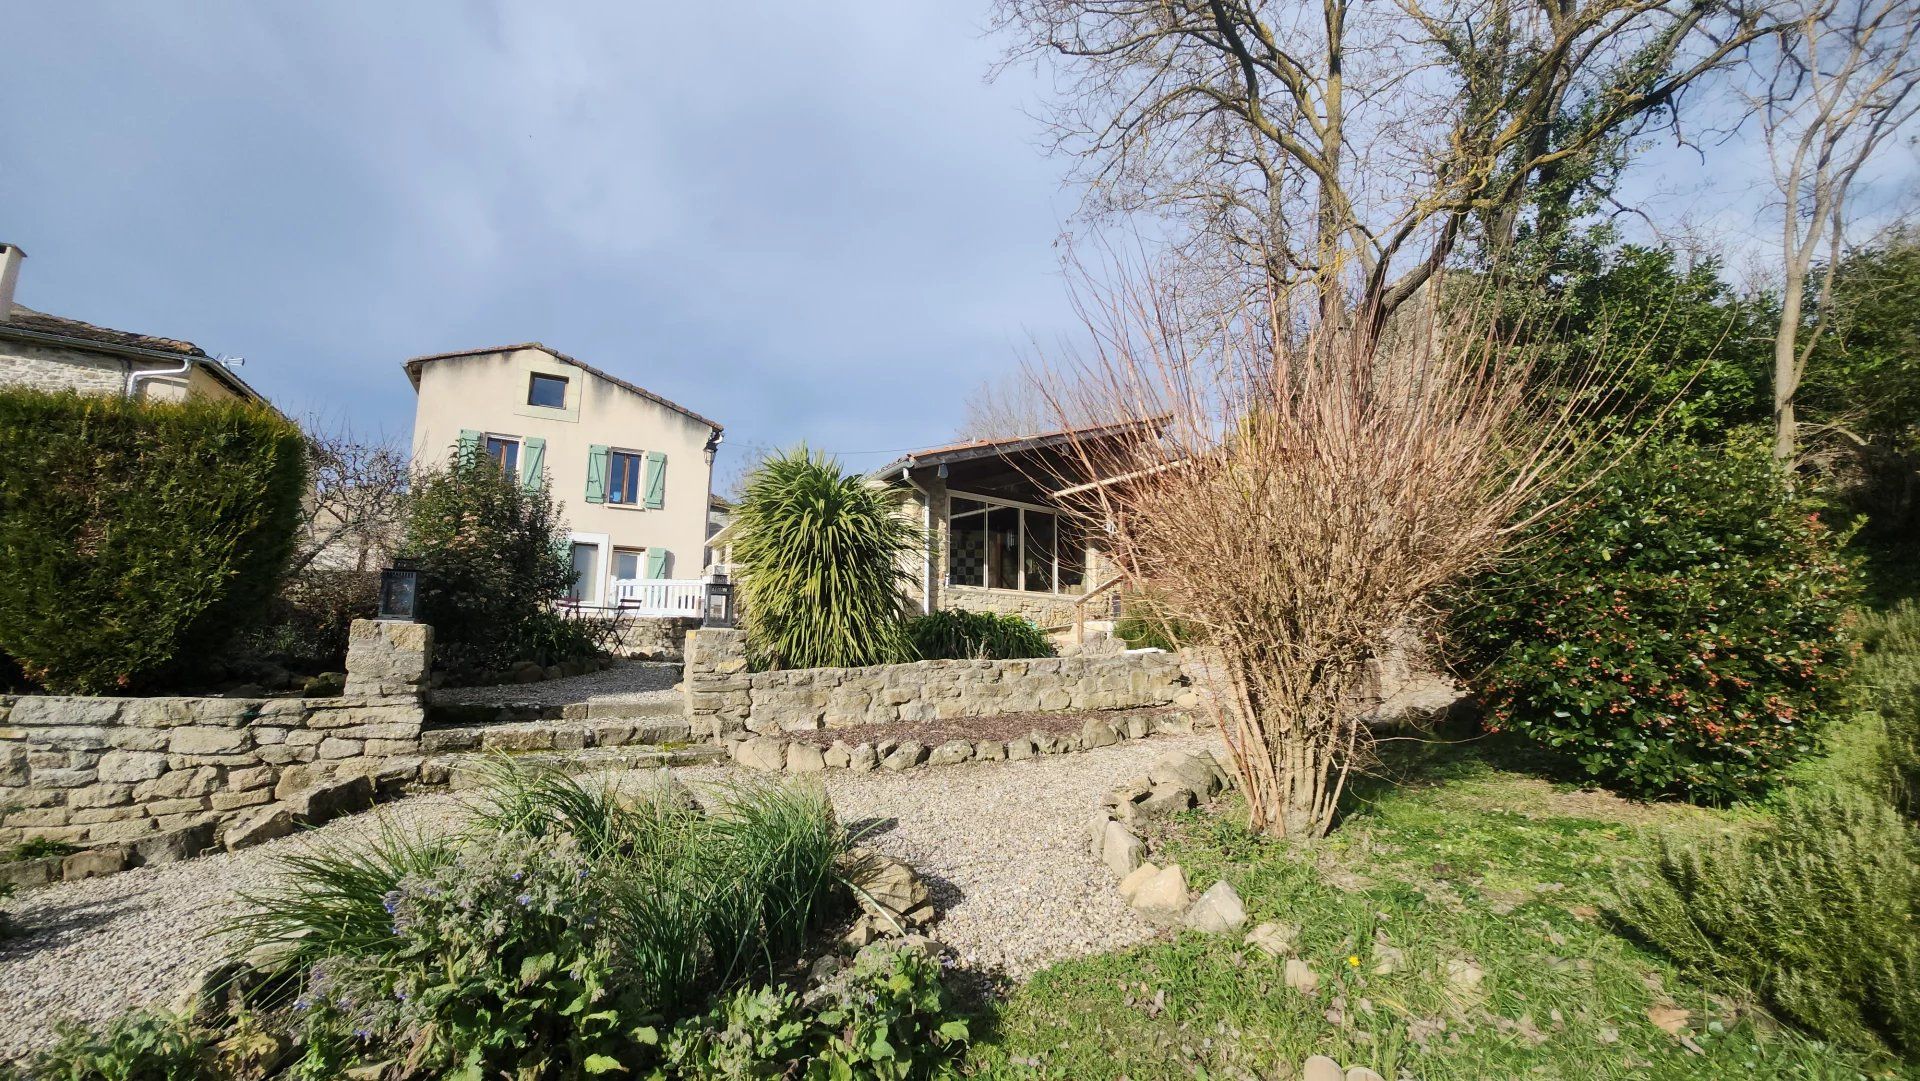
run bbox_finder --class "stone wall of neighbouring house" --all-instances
[613,616,702,662]
[682,627,1192,737]
[0,620,432,871]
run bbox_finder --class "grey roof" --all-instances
[869,417,1168,480]
[1,303,267,403]
[403,342,724,433]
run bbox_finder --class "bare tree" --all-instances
[956,370,1105,441]
[1039,271,1630,839]
[1754,0,1920,467]
[993,0,1772,332]
[290,426,410,577]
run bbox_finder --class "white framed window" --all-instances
[564,532,609,606]
[945,491,1086,594]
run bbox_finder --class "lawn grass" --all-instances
[964,735,1885,1080]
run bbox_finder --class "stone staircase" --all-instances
[419,692,725,789]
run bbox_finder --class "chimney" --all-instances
[0,244,23,320]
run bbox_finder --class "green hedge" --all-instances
[0,389,306,693]
[1448,434,1858,803]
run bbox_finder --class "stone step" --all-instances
[428,744,727,790]
[420,716,693,756]
[561,694,684,722]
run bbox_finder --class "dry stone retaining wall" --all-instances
[682,628,1194,738]
[0,620,432,883]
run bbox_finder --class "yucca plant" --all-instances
[730,447,921,670]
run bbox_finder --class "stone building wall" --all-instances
[0,621,432,861]
[613,616,702,662]
[0,340,128,397]
[683,628,1190,737]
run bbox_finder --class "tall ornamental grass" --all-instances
[730,448,921,670]
[229,761,854,1078]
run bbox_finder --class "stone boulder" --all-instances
[1118,862,1161,902]
[881,741,925,771]
[1243,921,1299,957]
[840,848,935,945]
[786,742,827,773]
[226,805,298,851]
[1100,819,1146,876]
[1285,958,1320,994]
[1128,863,1190,919]
[926,740,974,767]
[285,775,374,827]
[735,736,787,772]
[1181,880,1247,934]
[1081,718,1119,749]
[1147,750,1230,799]
[847,743,879,772]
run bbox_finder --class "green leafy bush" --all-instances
[1448,434,1858,802]
[1858,600,1920,819]
[404,444,576,674]
[6,1010,216,1080]
[661,946,969,1079]
[233,762,858,1078]
[0,389,306,693]
[732,448,920,670]
[907,609,1054,660]
[1609,788,1920,1059]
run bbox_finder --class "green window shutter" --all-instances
[643,451,667,510]
[519,437,546,491]
[645,548,669,578]
[585,445,609,504]
[456,429,482,461]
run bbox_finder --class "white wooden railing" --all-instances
[608,577,707,617]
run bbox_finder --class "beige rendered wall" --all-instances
[409,348,718,603]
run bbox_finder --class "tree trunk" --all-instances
[1774,262,1806,469]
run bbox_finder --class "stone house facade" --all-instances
[0,243,267,405]
[405,343,725,610]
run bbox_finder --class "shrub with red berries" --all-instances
[1447,433,1859,803]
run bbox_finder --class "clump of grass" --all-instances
[226,760,857,1077]
[1610,786,1920,1060]
[2,837,79,863]
[907,609,1055,660]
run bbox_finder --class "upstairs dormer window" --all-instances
[528,373,568,408]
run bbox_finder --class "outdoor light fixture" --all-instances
[704,574,735,628]
[378,559,421,622]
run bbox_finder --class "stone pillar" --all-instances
[683,628,751,738]
[344,619,434,698]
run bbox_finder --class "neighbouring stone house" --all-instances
[0,243,268,405]
[404,342,725,613]
[868,420,1161,635]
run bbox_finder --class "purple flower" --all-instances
[517,893,533,906]
[512,871,525,882]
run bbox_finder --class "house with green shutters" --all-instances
[404,343,724,612]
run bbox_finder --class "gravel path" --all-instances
[430,659,681,710]
[0,731,1221,1058]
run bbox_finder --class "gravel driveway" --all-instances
[0,732,1221,1059]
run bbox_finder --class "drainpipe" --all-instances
[900,464,934,614]
[125,358,194,399]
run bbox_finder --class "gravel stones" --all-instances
[0,732,1225,1060]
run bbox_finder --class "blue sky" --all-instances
[0,3,1082,476]
[6,6,1911,483]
